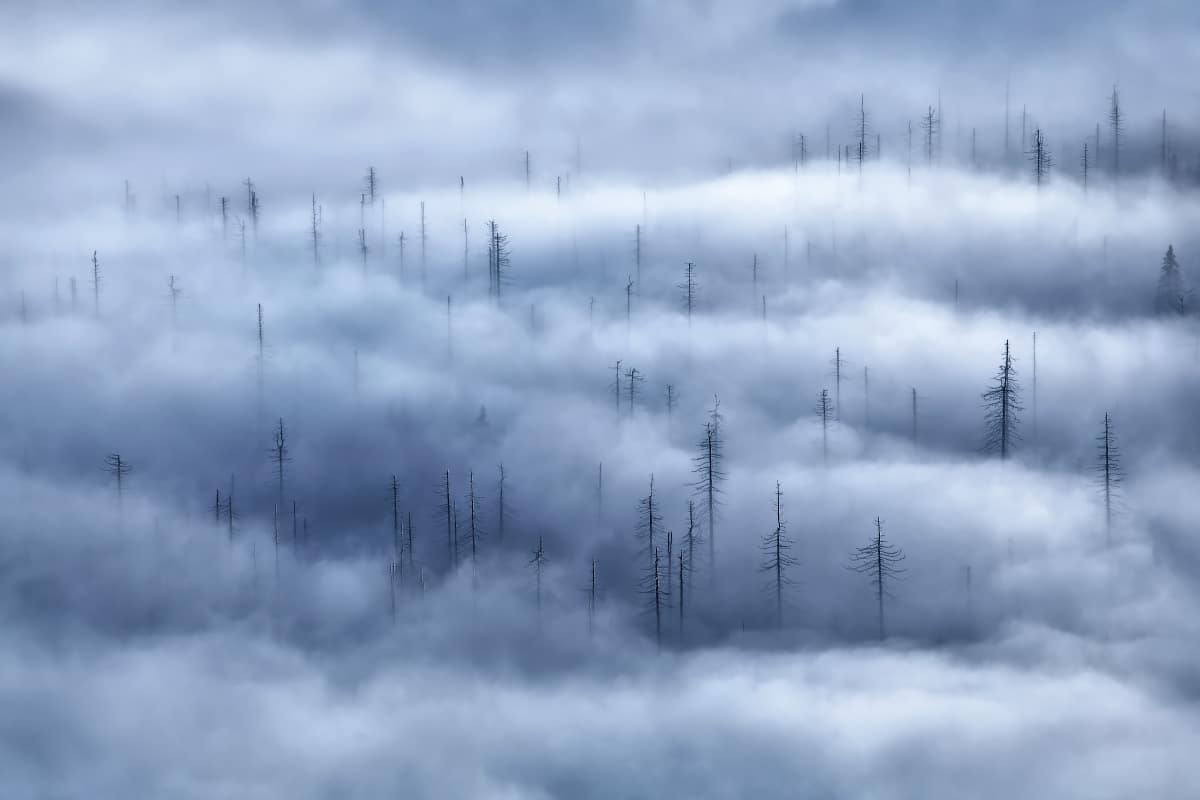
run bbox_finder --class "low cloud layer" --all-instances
[1,1,1198,797]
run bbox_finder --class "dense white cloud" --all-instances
[0,1,1198,796]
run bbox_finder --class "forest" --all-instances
[1,1,1199,798]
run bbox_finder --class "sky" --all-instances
[1,1,1199,798]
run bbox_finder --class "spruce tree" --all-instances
[1155,245,1186,315]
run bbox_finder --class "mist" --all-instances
[2,1,1199,797]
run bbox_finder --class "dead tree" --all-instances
[677,550,686,638]
[407,511,415,572]
[365,167,378,206]
[815,389,833,464]
[848,517,907,640]
[683,499,701,595]
[982,339,1022,460]
[1081,142,1090,192]
[829,348,848,421]
[635,474,663,559]
[91,251,101,316]
[397,231,407,281]
[226,475,238,545]
[389,558,399,624]
[639,546,666,649]
[625,366,643,416]
[1108,85,1123,178]
[760,481,797,628]
[269,418,291,508]
[466,470,481,578]
[220,197,229,240]
[1029,128,1053,187]
[679,262,697,326]
[495,463,511,545]
[439,469,454,569]
[391,475,403,570]
[854,94,870,172]
[692,405,725,580]
[1095,412,1124,547]
[665,529,674,601]
[528,537,547,619]
[167,276,181,334]
[635,225,642,287]
[588,558,598,636]
[921,106,938,166]
[610,360,623,420]
[625,276,634,329]
[487,220,511,301]
[103,453,131,508]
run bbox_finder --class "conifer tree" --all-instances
[848,517,906,640]
[1155,245,1187,315]
[982,340,1022,460]
[760,482,797,627]
[815,389,833,464]
[1095,412,1124,547]
[691,398,725,579]
[635,474,663,560]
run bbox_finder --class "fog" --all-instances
[2,1,1199,797]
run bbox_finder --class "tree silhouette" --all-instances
[854,94,870,172]
[635,474,663,560]
[692,397,725,580]
[269,418,291,508]
[588,558,598,636]
[103,453,131,509]
[1029,128,1053,187]
[488,220,511,301]
[982,340,1022,460]
[815,389,833,464]
[829,348,848,421]
[920,105,938,166]
[679,261,697,326]
[625,366,644,416]
[364,166,378,206]
[495,463,511,545]
[760,481,797,628]
[683,499,702,595]
[1095,412,1124,548]
[528,536,547,620]
[848,517,906,640]
[1155,245,1187,315]
[1108,85,1123,178]
[610,360,622,420]
[464,470,482,579]
[90,251,101,317]
[439,469,454,569]
[639,546,667,649]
